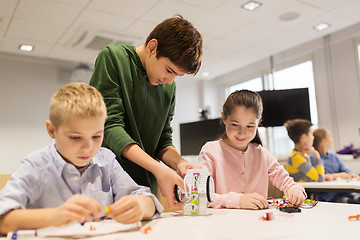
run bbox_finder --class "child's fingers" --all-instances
[110,197,144,223]
[66,195,102,219]
[252,197,269,209]
[115,207,142,224]
[75,196,102,218]
[111,196,140,216]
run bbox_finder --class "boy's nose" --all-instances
[165,74,176,85]
[167,79,174,85]
[82,140,92,150]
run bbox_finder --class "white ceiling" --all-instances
[1,0,360,80]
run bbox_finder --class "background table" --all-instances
[299,179,360,193]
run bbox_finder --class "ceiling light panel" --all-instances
[242,1,262,11]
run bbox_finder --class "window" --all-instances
[227,77,263,94]
[227,61,317,159]
[271,61,318,158]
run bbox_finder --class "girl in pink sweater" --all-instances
[198,90,306,210]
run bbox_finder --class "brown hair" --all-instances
[50,82,107,129]
[145,15,202,75]
[313,128,328,150]
[284,119,312,144]
[222,90,263,145]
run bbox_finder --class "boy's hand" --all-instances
[51,194,102,226]
[239,193,269,210]
[338,172,351,179]
[349,172,360,179]
[176,160,198,178]
[285,187,306,206]
[325,173,334,181]
[110,195,154,224]
[305,148,320,159]
[154,165,185,209]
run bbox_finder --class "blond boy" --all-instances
[0,82,163,234]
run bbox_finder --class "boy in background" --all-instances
[312,128,360,203]
[284,119,325,182]
[0,82,163,234]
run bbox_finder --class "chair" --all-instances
[268,181,284,199]
[0,174,12,190]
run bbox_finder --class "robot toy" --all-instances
[175,169,214,215]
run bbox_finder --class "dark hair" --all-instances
[145,15,202,75]
[221,90,263,145]
[284,119,312,144]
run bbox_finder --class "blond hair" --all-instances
[313,128,328,150]
[50,82,107,129]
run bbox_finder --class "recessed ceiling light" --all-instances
[313,22,331,31]
[19,44,34,52]
[241,1,262,11]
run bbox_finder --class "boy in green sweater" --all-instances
[90,15,203,210]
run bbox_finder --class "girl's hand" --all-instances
[239,193,269,210]
[176,160,198,178]
[285,187,306,206]
[154,165,185,209]
[51,194,102,226]
[109,195,153,224]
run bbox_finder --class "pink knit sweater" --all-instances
[198,140,305,209]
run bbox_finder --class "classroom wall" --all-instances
[0,53,71,174]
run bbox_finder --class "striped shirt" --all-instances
[286,149,325,182]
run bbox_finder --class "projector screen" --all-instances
[180,118,224,156]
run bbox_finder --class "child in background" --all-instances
[198,90,305,210]
[312,128,360,203]
[284,119,325,182]
[0,82,163,234]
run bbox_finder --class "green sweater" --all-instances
[90,44,176,194]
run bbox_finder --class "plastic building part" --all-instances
[261,212,274,221]
[348,215,360,221]
[143,226,152,234]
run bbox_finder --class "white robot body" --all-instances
[176,169,214,216]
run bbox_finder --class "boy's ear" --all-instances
[299,133,307,143]
[46,120,56,139]
[146,39,158,55]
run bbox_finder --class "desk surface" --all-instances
[4,202,359,240]
[299,179,360,192]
